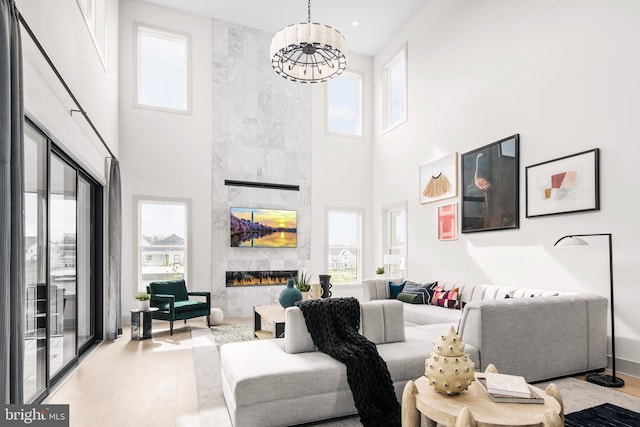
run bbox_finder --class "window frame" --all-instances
[76,0,107,70]
[325,70,363,139]
[325,208,364,285]
[134,196,191,293]
[382,43,408,134]
[383,202,408,278]
[134,22,193,115]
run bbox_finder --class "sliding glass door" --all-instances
[23,124,48,401]
[23,119,102,402]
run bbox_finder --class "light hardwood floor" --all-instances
[45,319,640,427]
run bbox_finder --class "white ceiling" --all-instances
[140,0,426,56]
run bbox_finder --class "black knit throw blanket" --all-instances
[297,297,401,427]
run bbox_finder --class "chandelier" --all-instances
[270,0,347,83]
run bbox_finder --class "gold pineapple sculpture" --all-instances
[424,326,475,395]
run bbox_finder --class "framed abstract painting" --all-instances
[461,134,519,233]
[419,152,458,204]
[438,203,458,241]
[525,148,600,218]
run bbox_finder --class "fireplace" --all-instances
[226,270,298,287]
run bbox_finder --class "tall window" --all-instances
[383,44,407,132]
[76,0,107,67]
[326,71,362,137]
[327,210,362,284]
[137,199,189,291]
[136,23,191,113]
[384,203,407,278]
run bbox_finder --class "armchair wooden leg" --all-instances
[207,316,211,327]
[170,320,174,336]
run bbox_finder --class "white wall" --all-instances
[372,0,640,375]
[119,1,213,314]
[310,53,374,296]
[17,0,119,182]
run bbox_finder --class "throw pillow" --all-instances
[388,281,406,299]
[397,292,422,304]
[403,281,438,304]
[430,286,460,309]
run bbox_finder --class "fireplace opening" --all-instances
[226,270,298,287]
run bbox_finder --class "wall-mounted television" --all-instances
[230,207,297,248]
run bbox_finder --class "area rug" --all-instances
[192,326,640,427]
[565,403,640,427]
[209,324,257,350]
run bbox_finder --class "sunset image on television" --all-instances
[230,208,297,247]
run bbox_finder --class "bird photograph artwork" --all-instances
[461,135,519,232]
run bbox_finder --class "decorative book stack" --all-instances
[475,372,544,404]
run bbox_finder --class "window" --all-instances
[136,23,191,113]
[326,71,362,137]
[136,199,190,291]
[327,210,362,284]
[76,0,107,68]
[383,203,407,278]
[383,44,407,132]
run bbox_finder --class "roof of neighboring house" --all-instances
[328,248,356,257]
[155,234,185,245]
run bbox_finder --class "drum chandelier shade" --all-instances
[270,0,347,83]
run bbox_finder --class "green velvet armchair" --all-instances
[147,279,211,335]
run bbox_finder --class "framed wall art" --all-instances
[438,203,458,241]
[419,152,458,204]
[525,148,599,218]
[461,134,519,233]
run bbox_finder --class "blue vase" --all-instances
[279,279,302,308]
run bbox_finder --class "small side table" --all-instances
[130,307,159,341]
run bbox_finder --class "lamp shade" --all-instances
[554,236,589,248]
[383,254,401,266]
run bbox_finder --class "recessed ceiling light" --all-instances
[352,20,359,27]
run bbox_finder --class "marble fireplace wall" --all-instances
[211,19,311,317]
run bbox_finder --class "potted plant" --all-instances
[376,266,385,276]
[136,292,150,309]
[295,271,311,300]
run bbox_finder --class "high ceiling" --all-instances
[140,0,426,56]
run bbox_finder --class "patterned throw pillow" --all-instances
[388,281,405,299]
[430,286,460,309]
[403,281,438,304]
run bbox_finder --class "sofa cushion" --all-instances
[403,303,462,326]
[388,281,405,299]
[403,281,437,304]
[360,300,405,344]
[149,279,189,301]
[285,300,406,354]
[397,292,423,304]
[156,300,208,313]
[430,286,460,309]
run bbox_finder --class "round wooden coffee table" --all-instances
[402,371,563,427]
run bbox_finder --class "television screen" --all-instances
[230,207,297,248]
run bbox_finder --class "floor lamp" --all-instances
[383,254,401,279]
[554,233,625,388]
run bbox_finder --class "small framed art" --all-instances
[438,203,458,241]
[525,148,599,218]
[461,134,519,233]
[419,152,457,204]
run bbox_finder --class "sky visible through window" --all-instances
[138,28,188,111]
[328,211,358,246]
[327,74,360,136]
[141,202,186,239]
[389,58,406,126]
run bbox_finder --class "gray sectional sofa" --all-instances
[364,277,608,381]
[220,279,608,427]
